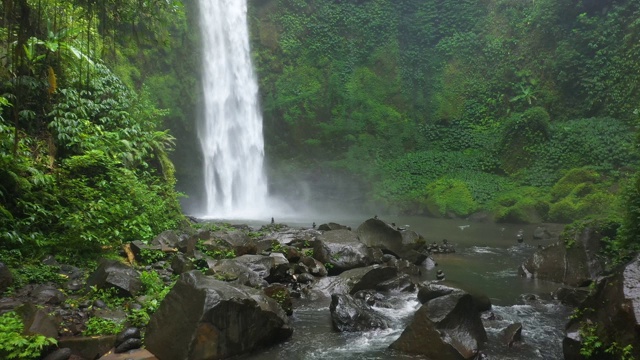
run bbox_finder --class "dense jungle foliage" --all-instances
[2,0,640,262]
[248,0,640,230]
[0,0,197,258]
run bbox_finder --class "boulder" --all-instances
[151,230,180,249]
[376,274,415,292]
[330,293,391,332]
[533,226,552,240]
[390,293,487,360]
[16,303,58,338]
[313,229,376,274]
[264,283,293,316]
[115,327,141,347]
[519,224,605,286]
[42,348,72,360]
[58,335,117,360]
[30,284,66,305]
[87,259,142,297]
[299,256,328,277]
[318,222,349,231]
[417,281,491,312]
[233,255,275,279]
[355,218,407,257]
[213,230,257,256]
[555,286,591,307]
[177,234,198,257]
[145,271,292,360]
[170,253,194,275]
[563,254,640,359]
[207,259,268,288]
[263,228,319,246]
[501,323,523,347]
[0,262,14,295]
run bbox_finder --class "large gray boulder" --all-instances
[356,218,429,264]
[233,255,275,279]
[86,259,142,297]
[390,293,487,360]
[145,271,292,360]
[330,293,392,332]
[563,254,640,360]
[207,259,268,288]
[313,229,377,274]
[356,218,406,256]
[212,230,257,256]
[518,223,605,286]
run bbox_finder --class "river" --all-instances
[226,215,571,360]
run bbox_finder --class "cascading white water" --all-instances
[197,0,269,218]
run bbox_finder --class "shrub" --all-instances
[0,312,57,360]
[490,187,550,223]
[424,178,478,217]
[551,167,601,200]
[499,107,551,173]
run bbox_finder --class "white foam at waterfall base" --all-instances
[196,0,275,220]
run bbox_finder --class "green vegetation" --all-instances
[0,312,57,360]
[250,0,638,224]
[0,0,191,260]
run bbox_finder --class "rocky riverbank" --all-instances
[0,217,570,360]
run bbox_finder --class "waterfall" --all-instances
[197,0,269,219]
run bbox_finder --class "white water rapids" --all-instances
[197,0,269,219]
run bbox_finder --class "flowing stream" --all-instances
[238,216,571,360]
[197,0,269,219]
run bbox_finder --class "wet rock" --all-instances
[60,264,84,280]
[263,228,319,247]
[0,298,22,314]
[390,293,487,359]
[214,230,257,256]
[356,218,402,251]
[42,348,72,360]
[270,252,289,266]
[208,259,268,288]
[555,286,591,307]
[114,338,142,353]
[0,261,13,295]
[376,274,415,292]
[533,226,552,240]
[318,222,349,231]
[330,293,392,332]
[233,254,275,279]
[563,253,640,359]
[501,322,523,347]
[145,271,292,359]
[30,284,66,305]
[93,299,107,308]
[115,327,141,347]
[170,253,194,275]
[264,284,293,316]
[151,230,180,249]
[417,282,459,303]
[58,335,117,360]
[86,259,142,297]
[297,272,315,284]
[313,229,376,274]
[65,279,84,292]
[177,233,198,257]
[519,223,605,286]
[300,256,328,277]
[16,303,58,338]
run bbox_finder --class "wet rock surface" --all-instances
[145,271,292,360]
